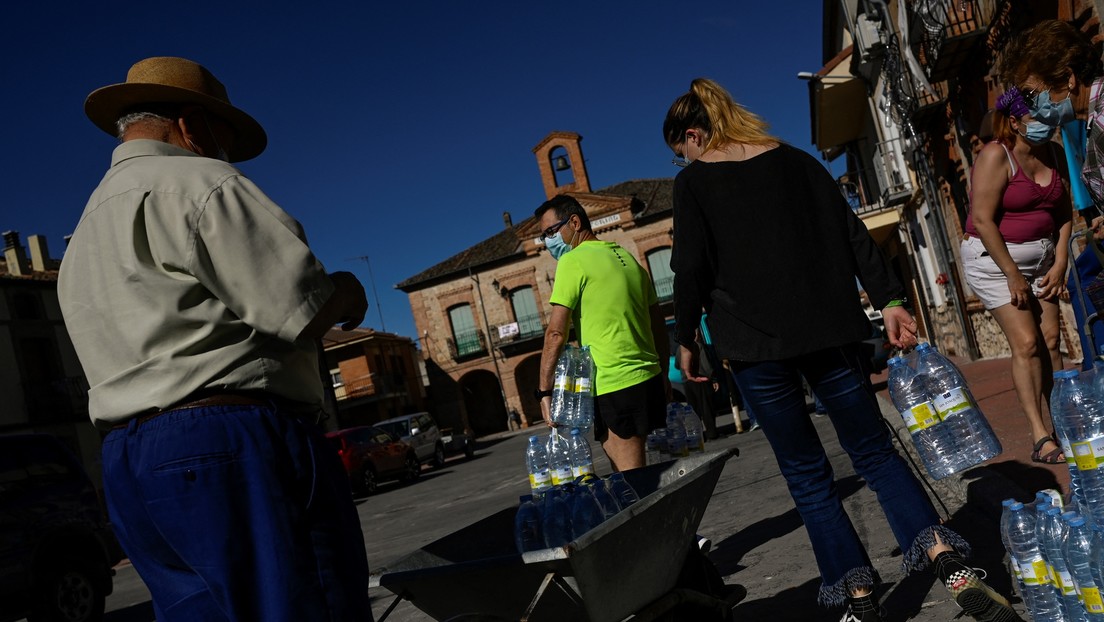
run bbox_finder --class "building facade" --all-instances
[321,327,428,430]
[397,132,677,436]
[809,0,1104,360]
[0,231,101,484]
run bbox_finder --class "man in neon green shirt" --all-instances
[535,195,669,470]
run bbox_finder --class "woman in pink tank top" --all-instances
[962,86,1072,465]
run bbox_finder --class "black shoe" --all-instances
[839,600,883,622]
[938,560,1023,622]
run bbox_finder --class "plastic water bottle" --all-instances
[1001,499,1031,611]
[567,427,594,479]
[546,430,573,487]
[1053,370,1104,526]
[550,346,576,427]
[581,474,620,519]
[645,430,664,465]
[681,403,705,453]
[1054,369,1085,502]
[572,346,594,435]
[1066,515,1104,616]
[1006,501,1062,620]
[1039,505,1083,621]
[914,342,1002,467]
[1091,524,1104,604]
[541,487,573,548]
[665,404,688,458]
[525,436,551,498]
[607,472,640,508]
[568,484,603,537]
[514,494,544,553]
[887,356,960,479]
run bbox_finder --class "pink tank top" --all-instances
[965,142,1065,244]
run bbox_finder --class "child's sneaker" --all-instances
[935,552,1023,622]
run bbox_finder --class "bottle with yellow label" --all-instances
[1005,501,1063,620]
[1065,516,1104,617]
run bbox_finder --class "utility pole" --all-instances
[348,254,386,332]
[469,266,512,430]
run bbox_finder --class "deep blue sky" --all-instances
[1,1,829,341]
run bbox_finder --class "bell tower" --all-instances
[532,131,590,200]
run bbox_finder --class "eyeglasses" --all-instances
[1017,87,1039,110]
[539,216,571,241]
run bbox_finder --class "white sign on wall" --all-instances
[498,323,519,339]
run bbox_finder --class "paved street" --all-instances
[96,395,1030,621]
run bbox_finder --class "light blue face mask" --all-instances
[545,231,572,260]
[1022,120,1058,145]
[1029,88,1076,127]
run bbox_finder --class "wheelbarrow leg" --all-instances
[521,572,585,621]
[377,591,406,622]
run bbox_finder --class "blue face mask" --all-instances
[1030,88,1076,127]
[545,231,572,260]
[1021,120,1058,145]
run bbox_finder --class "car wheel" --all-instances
[401,454,420,483]
[464,441,475,459]
[361,467,378,495]
[432,443,446,468]
[29,556,106,622]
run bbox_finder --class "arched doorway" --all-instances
[459,369,508,436]
[513,354,542,427]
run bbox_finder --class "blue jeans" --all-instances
[102,403,373,621]
[729,344,966,606]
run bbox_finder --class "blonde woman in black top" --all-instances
[664,78,1019,622]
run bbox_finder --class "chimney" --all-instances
[502,212,513,229]
[3,231,27,276]
[28,235,51,272]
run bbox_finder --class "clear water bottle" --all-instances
[887,356,960,479]
[645,429,664,465]
[581,474,620,519]
[568,484,603,537]
[514,494,544,553]
[1006,501,1062,621]
[665,403,688,459]
[914,342,1002,467]
[681,403,705,453]
[1039,505,1083,621]
[567,427,594,479]
[572,346,594,435]
[546,430,573,487]
[1054,369,1085,502]
[550,346,577,427]
[1091,524,1104,603]
[1053,370,1104,527]
[525,436,551,498]
[607,472,640,508]
[1065,515,1104,616]
[541,487,573,548]
[1000,499,1030,610]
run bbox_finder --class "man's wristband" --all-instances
[884,298,906,309]
[533,388,554,400]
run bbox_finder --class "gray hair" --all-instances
[116,110,174,140]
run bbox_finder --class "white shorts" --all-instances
[960,236,1055,310]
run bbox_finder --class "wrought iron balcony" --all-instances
[654,276,674,302]
[447,328,487,360]
[909,0,997,82]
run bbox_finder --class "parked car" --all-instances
[326,426,420,495]
[0,434,124,622]
[375,412,463,468]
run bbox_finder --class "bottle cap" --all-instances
[1001,498,1015,507]
[1054,369,1079,379]
[529,435,539,443]
[1070,516,1087,527]
[1061,511,1080,522]
[888,356,904,366]
[1046,506,1061,516]
[1009,501,1024,511]
[916,342,931,351]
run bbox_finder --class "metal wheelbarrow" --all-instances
[370,448,737,622]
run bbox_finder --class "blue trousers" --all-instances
[102,403,373,621]
[729,344,966,606]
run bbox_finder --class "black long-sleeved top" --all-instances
[671,144,906,362]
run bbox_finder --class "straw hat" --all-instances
[85,56,267,162]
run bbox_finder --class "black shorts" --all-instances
[593,373,666,442]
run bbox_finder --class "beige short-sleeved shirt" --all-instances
[58,140,335,427]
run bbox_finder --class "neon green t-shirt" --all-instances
[549,240,661,396]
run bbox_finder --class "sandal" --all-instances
[1031,435,1065,465]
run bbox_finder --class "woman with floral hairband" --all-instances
[962,85,1072,465]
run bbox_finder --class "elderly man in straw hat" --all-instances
[58,57,374,621]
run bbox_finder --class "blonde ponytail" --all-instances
[663,78,777,149]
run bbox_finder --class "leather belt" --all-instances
[112,393,270,430]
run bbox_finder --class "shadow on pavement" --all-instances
[105,601,155,622]
[732,577,843,621]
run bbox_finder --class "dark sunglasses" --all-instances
[540,216,572,241]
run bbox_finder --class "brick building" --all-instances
[397,132,677,435]
[321,327,427,429]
